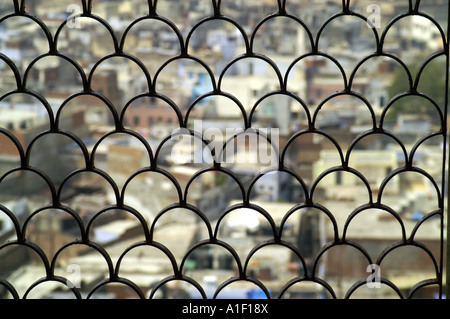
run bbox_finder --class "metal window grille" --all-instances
[0,0,448,299]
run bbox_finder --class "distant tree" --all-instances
[386,56,447,121]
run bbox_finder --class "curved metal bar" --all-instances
[56,167,121,207]
[344,128,409,167]
[54,13,120,54]
[185,15,250,56]
[310,166,374,205]
[345,276,404,299]
[279,202,339,241]
[213,201,278,241]
[376,241,440,279]
[152,54,217,93]
[409,210,442,241]
[310,240,373,278]
[22,52,87,95]
[312,91,377,129]
[408,132,444,167]
[85,205,151,243]
[0,90,54,131]
[341,203,407,242]
[120,167,183,205]
[0,12,54,52]
[21,204,86,243]
[380,11,447,52]
[0,128,26,166]
[147,275,207,299]
[379,91,445,129]
[0,279,20,299]
[277,276,337,299]
[149,203,214,243]
[0,53,22,89]
[249,12,315,53]
[212,276,272,299]
[183,165,247,204]
[114,240,179,278]
[285,52,348,92]
[25,129,90,170]
[280,128,346,169]
[179,239,243,276]
[0,240,52,278]
[86,277,146,299]
[23,276,82,299]
[0,166,57,206]
[413,51,447,91]
[152,126,214,169]
[120,92,184,129]
[89,128,154,169]
[0,204,21,241]
[246,166,309,208]
[348,52,414,91]
[87,52,152,94]
[56,91,120,131]
[119,15,185,54]
[183,90,248,128]
[248,90,312,129]
[315,12,380,55]
[377,166,442,206]
[50,240,115,280]
[242,240,308,278]
[215,126,281,172]
[217,53,284,91]
[408,278,440,299]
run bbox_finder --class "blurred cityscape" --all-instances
[0,0,447,299]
